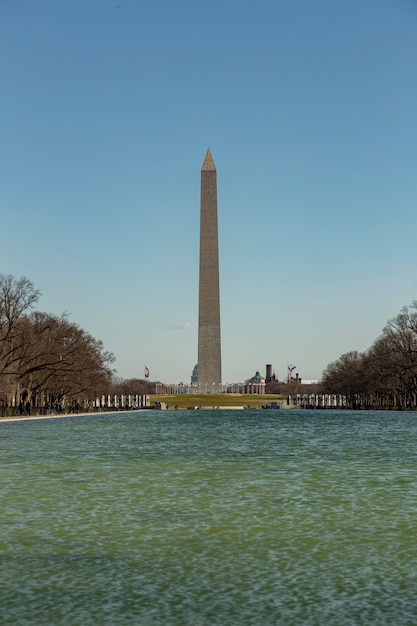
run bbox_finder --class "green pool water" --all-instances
[1,410,417,625]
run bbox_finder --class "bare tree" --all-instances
[321,301,417,410]
[321,351,367,408]
[0,275,40,397]
[0,274,40,330]
[18,312,115,406]
[368,303,417,409]
[0,274,119,411]
[110,377,155,397]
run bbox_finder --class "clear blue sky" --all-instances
[1,0,417,384]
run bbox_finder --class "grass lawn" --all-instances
[150,393,284,409]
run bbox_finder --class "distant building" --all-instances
[244,371,266,394]
[191,364,198,385]
[265,364,277,383]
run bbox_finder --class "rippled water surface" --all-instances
[1,410,417,625]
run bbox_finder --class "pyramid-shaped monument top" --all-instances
[202,148,216,171]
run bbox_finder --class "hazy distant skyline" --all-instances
[1,1,417,383]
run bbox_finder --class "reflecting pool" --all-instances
[1,410,417,625]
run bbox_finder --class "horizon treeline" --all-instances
[3,273,416,413]
[320,301,417,410]
[0,274,153,412]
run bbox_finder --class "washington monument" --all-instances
[198,149,222,392]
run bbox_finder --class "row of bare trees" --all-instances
[321,302,417,409]
[0,274,120,414]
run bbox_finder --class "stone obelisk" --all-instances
[198,149,222,393]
